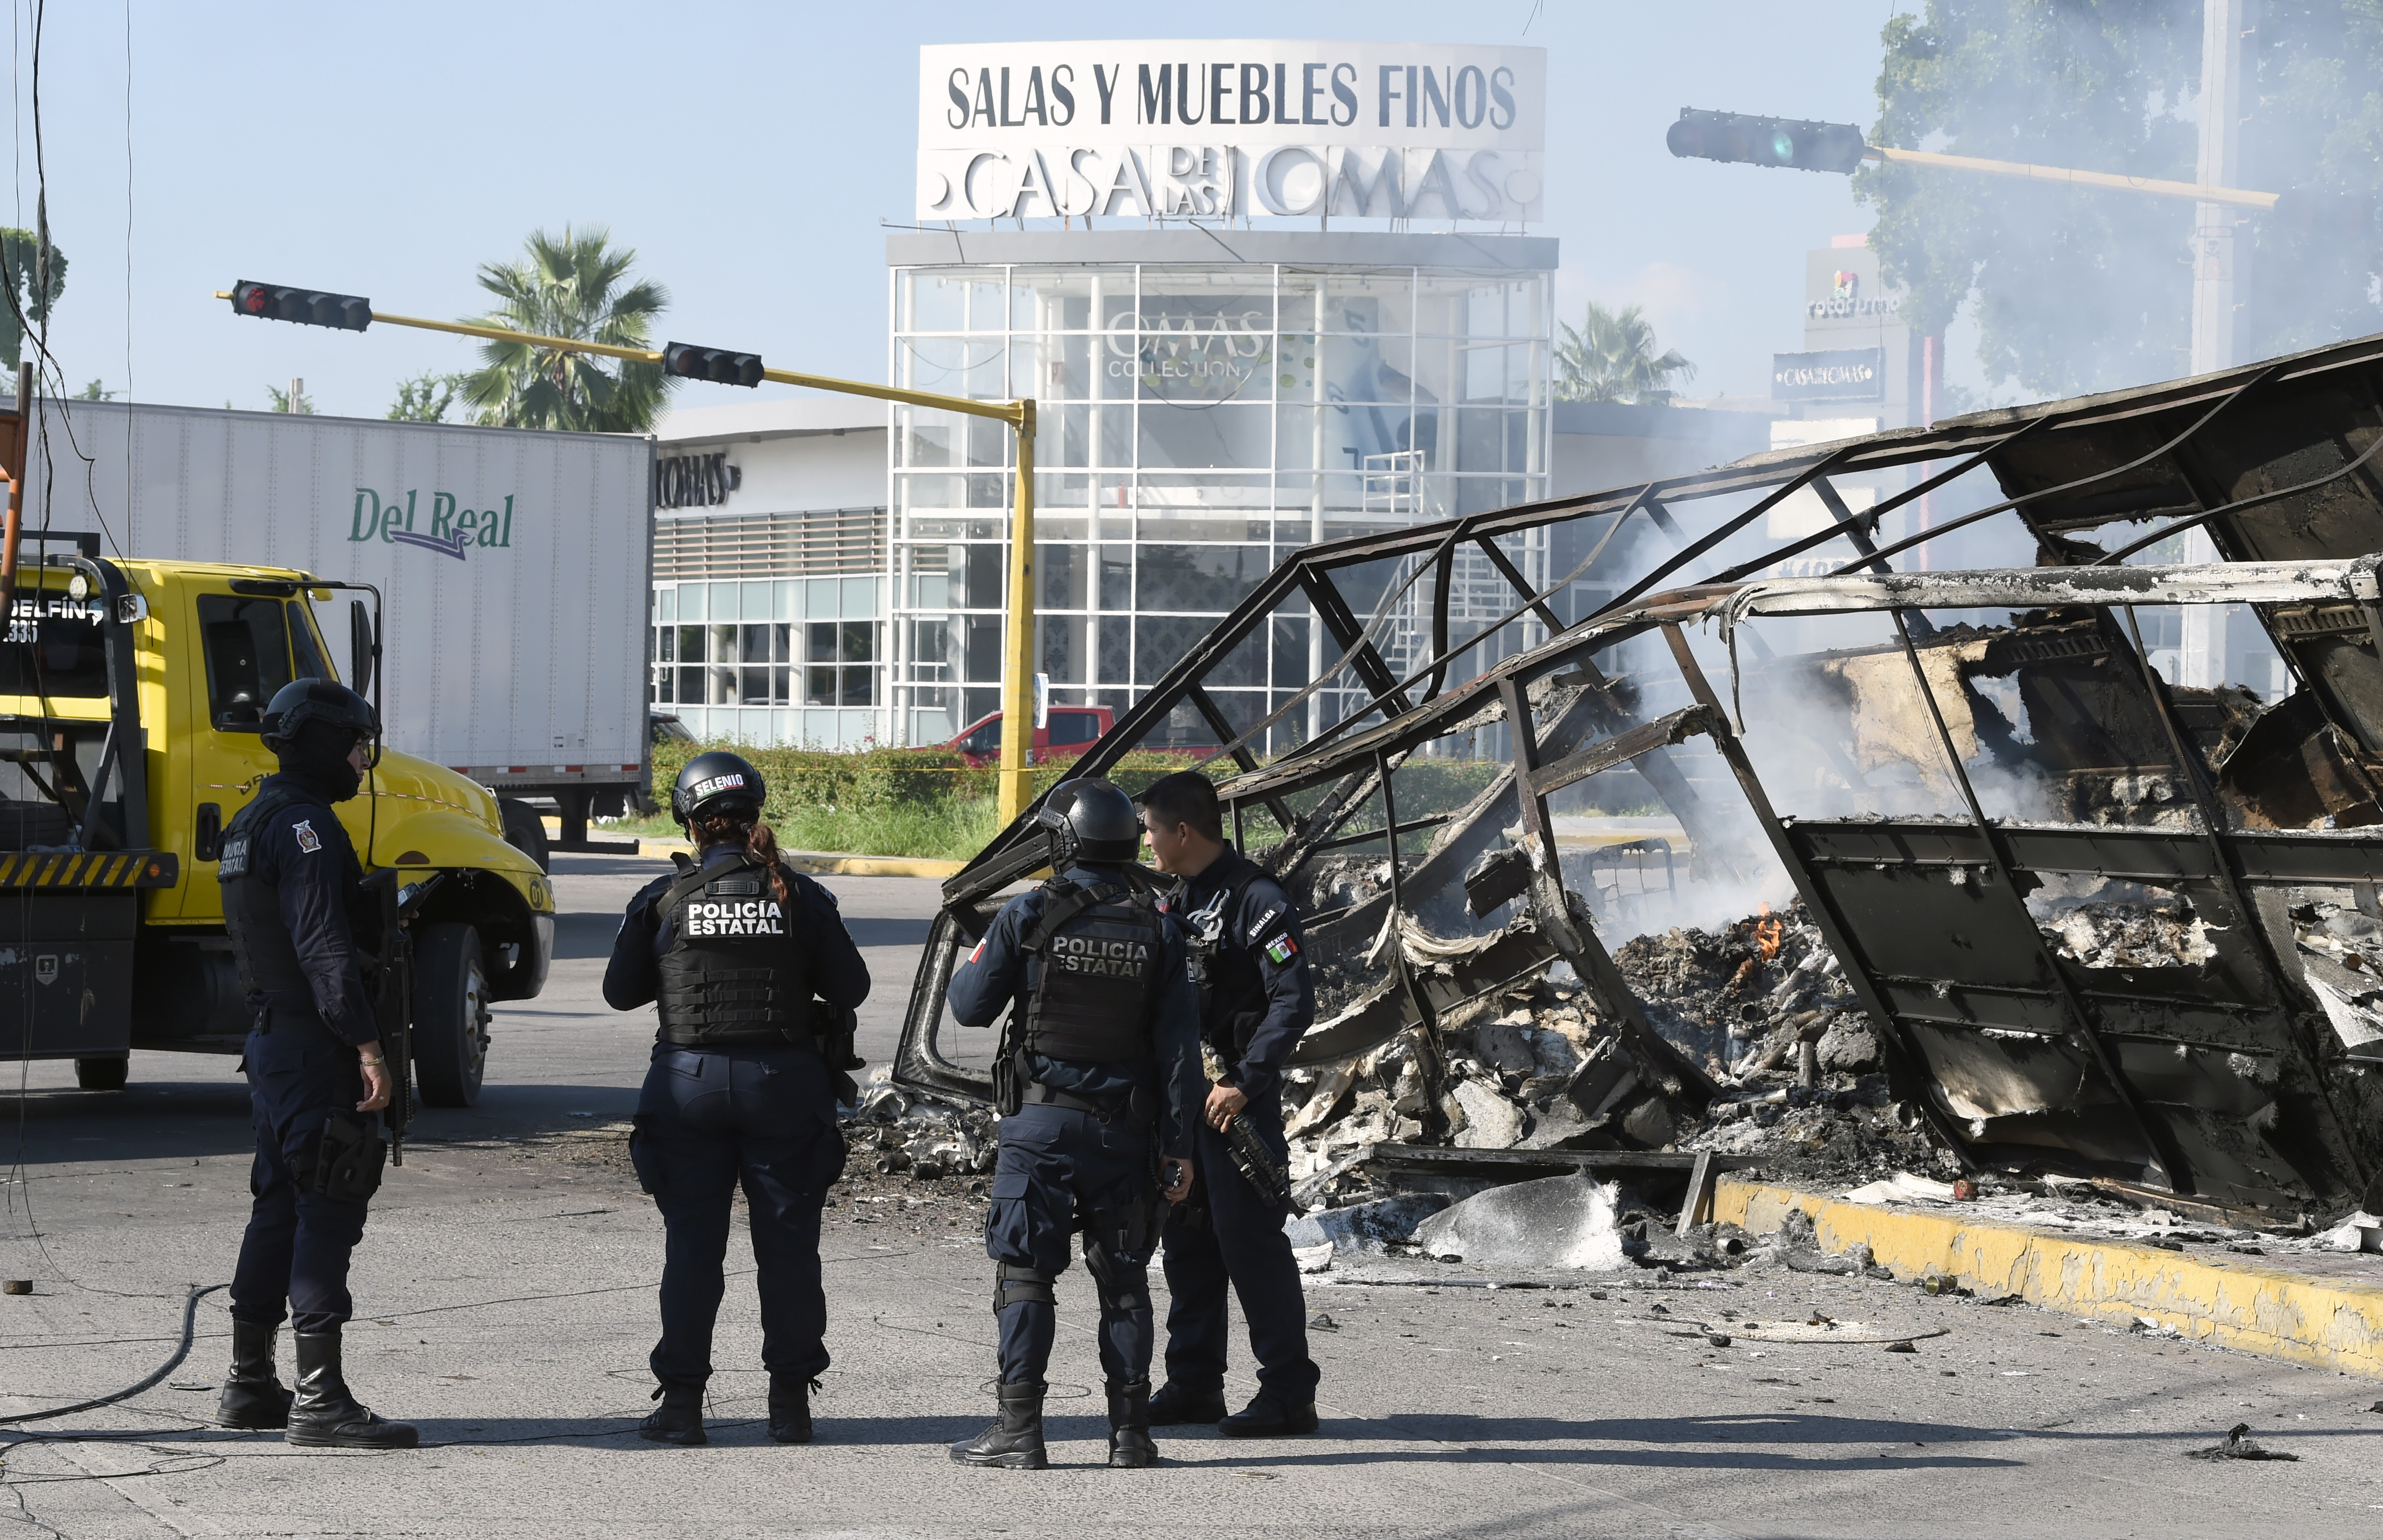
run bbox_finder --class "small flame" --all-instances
[1752,902,1784,962]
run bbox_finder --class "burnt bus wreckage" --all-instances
[895,329,2383,1218]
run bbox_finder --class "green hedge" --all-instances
[647,738,1505,860]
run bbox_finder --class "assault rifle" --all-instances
[1218,1113,1298,1219]
[359,869,441,1165]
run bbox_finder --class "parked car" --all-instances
[943,706,1112,767]
[649,708,699,746]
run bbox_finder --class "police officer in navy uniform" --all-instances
[945,780,1201,1470]
[1139,770,1321,1436]
[603,751,869,1447]
[213,679,417,1450]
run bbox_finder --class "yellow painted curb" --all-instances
[1716,1177,2383,1381]
[533,819,960,877]
[779,852,965,879]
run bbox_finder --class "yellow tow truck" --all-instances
[3,534,553,1102]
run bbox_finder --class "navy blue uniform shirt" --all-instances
[603,843,871,1015]
[236,777,379,1047]
[945,863,1202,1158]
[1164,846,1316,1106]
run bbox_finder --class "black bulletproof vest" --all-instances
[217,780,325,1000]
[1182,863,1266,1052]
[1020,879,1164,1066]
[655,854,811,1047]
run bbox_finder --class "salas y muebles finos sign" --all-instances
[918,41,1546,224]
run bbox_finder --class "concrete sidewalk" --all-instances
[2,852,2378,1536]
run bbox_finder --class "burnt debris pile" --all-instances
[1278,900,1951,1210]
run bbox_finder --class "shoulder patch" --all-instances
[967,938,987,965]
[1245,904,1285,942]
[1263,933,1298,965]
[292,819,322,854]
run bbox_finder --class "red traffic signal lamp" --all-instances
[229,281,373,332]
[1667,110,1869,176]
[662,341,764,388]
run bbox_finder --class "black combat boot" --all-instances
[285,1331,419,1449]
[1106,1379,1157,1468]
[767,1375,814,1445]
[1146,1379,1227,1425]
[949,1380,1047,1469]
[1219,1391,1320,1437]
[215,1319,294,1430]
[639,1383,707,1446]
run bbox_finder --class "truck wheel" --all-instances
[414,923,490,1108]
[498,798,551,873]
[74,1057,128,1091]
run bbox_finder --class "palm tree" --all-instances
[1552,301,1695,404]
[460,226,671,433]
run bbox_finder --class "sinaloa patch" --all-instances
[293,819,323,854]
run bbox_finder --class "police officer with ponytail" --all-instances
[944,780,1200,1470]
[603,751,870,1447]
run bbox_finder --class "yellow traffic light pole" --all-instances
[224,298,1044,827]
[1863,144,2279,211]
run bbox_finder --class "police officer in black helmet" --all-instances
[944,780,1201,1470]
[213,679,417,1450]
[603,751,870,1447]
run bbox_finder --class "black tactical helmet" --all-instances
[672,750,766,825]
[260,679,378,754]
[1035,779,1141,866]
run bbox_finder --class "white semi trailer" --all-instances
[17,395,655,863]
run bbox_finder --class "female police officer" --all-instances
[603,751,870,1446]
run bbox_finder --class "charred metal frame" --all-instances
[896,329,2383,1210]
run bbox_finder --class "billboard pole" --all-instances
[218,289,1044,827]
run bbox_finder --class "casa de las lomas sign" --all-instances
[918,40,1546,224]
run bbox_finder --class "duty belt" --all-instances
[1024,1080,1148,1126]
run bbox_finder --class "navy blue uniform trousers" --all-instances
[986,1102,1159,1385]
[631,1045,847,1390]
[1160,1093,1320,1403]
[229,1021,375,1335]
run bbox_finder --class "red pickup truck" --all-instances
[944,706,1113,767]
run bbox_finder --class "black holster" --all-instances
[310,1111,385,1203]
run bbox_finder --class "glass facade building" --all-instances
[884,230,1556,750]
[649,574,887,749]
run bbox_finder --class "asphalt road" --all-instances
[0,852,2376,1538]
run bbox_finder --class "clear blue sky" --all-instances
[17,1,1909,420]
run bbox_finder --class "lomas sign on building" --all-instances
[917,40,1546,223]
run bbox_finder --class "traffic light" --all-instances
[1667,110,1869,176]
[228,281,373,332]
[662,342,764,388]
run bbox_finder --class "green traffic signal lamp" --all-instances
[228,281,372,332]
[1668,110,1869,176]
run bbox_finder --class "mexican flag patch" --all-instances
[1263,933,1298,965]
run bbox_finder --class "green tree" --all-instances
[388,371,466,422]
[1858,2,2383,397]
[266,382,314,414]
[459,226,671,432]
[1552,301,1695,403]
[76,379,115,401]
[0,228,65,369]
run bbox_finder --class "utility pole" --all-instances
[2181,0,2250,689]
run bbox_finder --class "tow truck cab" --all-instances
[2,545,552,1102]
